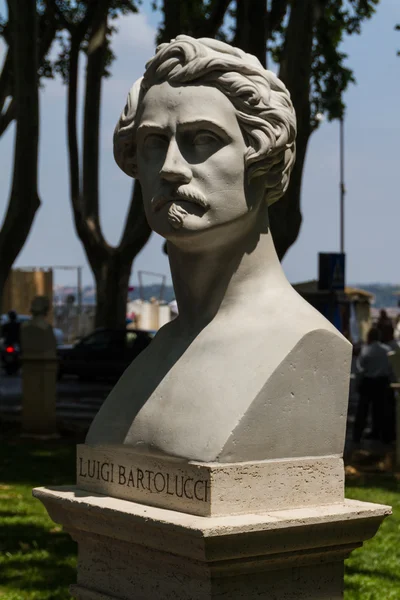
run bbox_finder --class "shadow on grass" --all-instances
[0,427,79,487]
[346,565,400,584]
[0,521,75,553]
[0,521,77,595]
[0,510,27,518]
[2,555,77,592]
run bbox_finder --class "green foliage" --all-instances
[51,33,71,83]
[268,0,379,128]
[311,0,379,126]
[0,1,140,87]
[345,475,400,599]
[51,1,138,82]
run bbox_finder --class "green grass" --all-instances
[0,431,78,600]
[345,474,400,599]
[0,430,399,599]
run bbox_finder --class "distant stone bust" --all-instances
[21,295,56,358]
[87,36,351,463]
[31,295,50,318]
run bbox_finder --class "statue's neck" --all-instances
[167,212,289,333]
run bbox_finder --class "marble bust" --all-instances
[87,35,351,463]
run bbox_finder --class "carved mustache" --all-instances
[152,187,210,213]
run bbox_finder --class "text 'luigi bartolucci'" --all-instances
[78,458,209,502]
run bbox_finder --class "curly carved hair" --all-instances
[114,35,296,207]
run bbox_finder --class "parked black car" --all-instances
[57,328,154,380]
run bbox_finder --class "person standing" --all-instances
[393,314,400,343]
[353,327,395,444]
[1,310,21,346]
[376,309,394,346]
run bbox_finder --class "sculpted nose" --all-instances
[160,139,192,184]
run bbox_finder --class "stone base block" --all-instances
[22,357,58,436]
[77,444,344,516]
[33,486,390,600]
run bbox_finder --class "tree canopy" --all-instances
[0,0,383,323]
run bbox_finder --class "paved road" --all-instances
[0,373,113,431]
[0,368,360,442]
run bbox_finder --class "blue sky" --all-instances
[0,1,399,287]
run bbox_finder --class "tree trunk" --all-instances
[90,182,151,329]
[162,0,187,39]
[268,126,311,259]
[234,0,267,67]
[197,0,231,38]
[269,0,315,259]
[0,5,59,139]
[0,50,12,116]
[94,252,132,329]
[0,0,40,311]
[64,4,151,329]
[82,4,108,241]
[160,0,230,42]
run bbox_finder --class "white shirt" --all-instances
[356,342,392,379]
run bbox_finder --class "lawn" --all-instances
[345,473,400,599]
[0,431,399,599]
[0,432,77,600]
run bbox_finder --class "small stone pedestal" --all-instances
[20,295,58,437]
[33,487,390,600]
[22,355,58,436]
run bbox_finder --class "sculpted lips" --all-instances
[152,188,210,214]
[151,187,210,230]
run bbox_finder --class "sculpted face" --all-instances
[136,82,262,242]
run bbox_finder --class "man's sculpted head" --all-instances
[114,36,296,238]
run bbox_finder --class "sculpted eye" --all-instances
[144,134,168,151]
[193,131,220,146]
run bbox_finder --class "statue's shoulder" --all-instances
[279,284,350,345]
[220,297,352,462]
[249,284,350,361]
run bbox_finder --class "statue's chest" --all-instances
[119,329,283,458]
[129,332,269,417]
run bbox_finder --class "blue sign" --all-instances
[318,253,345,291]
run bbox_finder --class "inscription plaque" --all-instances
[77,445,344,517]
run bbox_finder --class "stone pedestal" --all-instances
[34,446,390,600]
[20,297,58,438]
[75,444,345,517]
[33,486,390,600]
[22,355,58,436]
